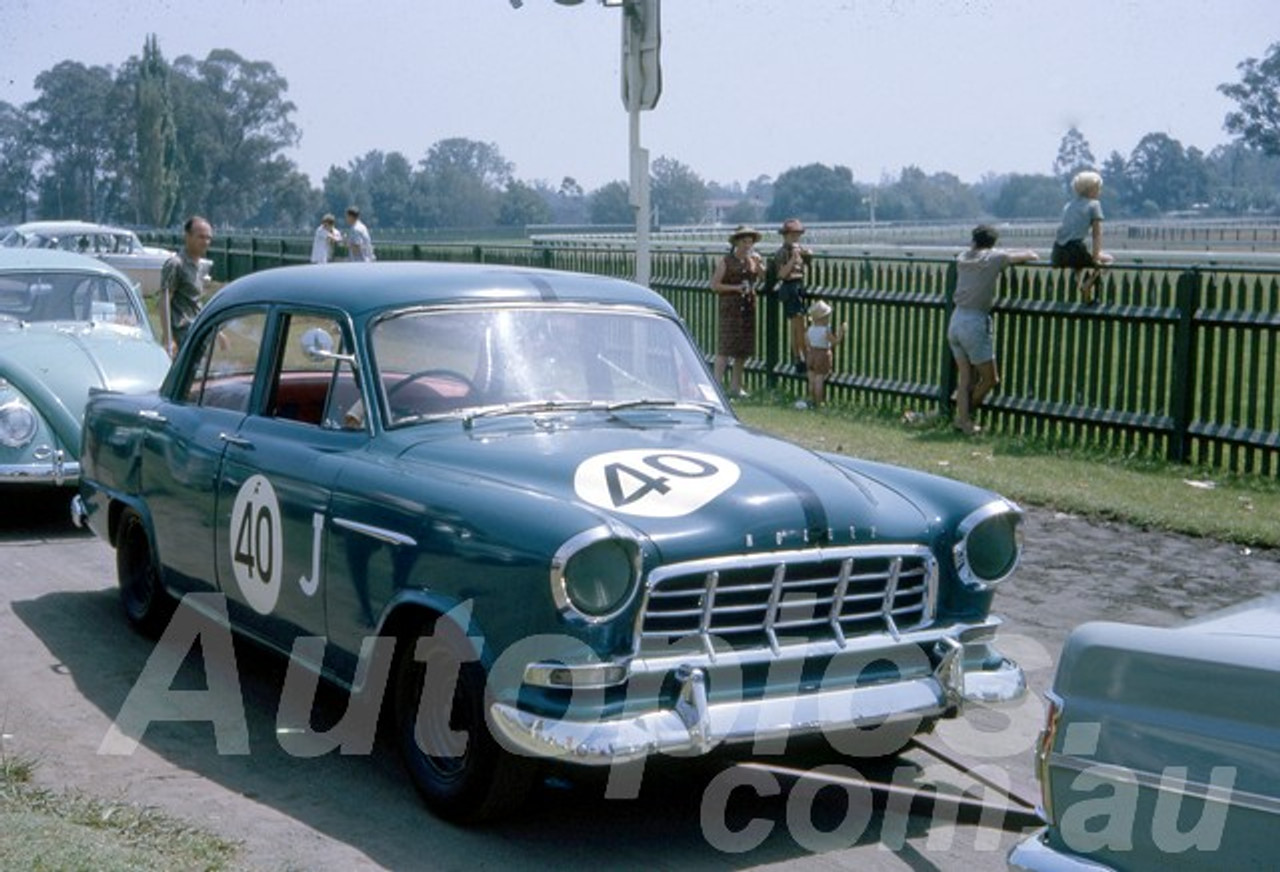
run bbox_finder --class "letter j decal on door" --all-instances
[574,450,740,518]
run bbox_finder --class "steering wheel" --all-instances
[386,368,476,417]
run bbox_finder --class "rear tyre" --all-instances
[393,616,536,824]
[115,507,175,637]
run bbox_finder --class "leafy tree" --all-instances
[650,156,707,225]
[1205,142,1280,212]
[1126,132,1192,213]
[368,151,416,228]
[989,173,1064,219]
[26,61,120,220]
[248,159,319,227]
[1099,151,1131,216]
[170,49,301,224]
[1053,127,1096,185]
[546,176,587,224]
[722,199,762,225]
[878,166,978,220]
[588,180,632,224]
[134,35,179,227]
[415,137,511,228]
[0,102,37,223]
[498,180,551,227]
[768,163,860,222]
[1219,41,1280,156]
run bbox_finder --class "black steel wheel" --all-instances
[115,507,175,637]
[393,616,536,824]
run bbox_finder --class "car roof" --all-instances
[0,246,138,281]
[205,262,680,320]
[9,220,142,238]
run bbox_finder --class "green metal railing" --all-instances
[146,232,1280,476]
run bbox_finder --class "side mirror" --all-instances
[300,327,355,365]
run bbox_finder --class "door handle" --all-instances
[138,409,167,423]
[218,432,254,449]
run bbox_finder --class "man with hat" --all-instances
[710,225,765,398]
[770,218,813,374]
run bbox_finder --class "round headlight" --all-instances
[953,502,1023,589]
[553,534,639,622]
[0,398,39,448]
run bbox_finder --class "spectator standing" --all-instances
[770,218,813,374]
[159,215,213,357]
[344,207,375,262]
[310,213,343,264]
[803,299,846,408]
[710,225,764,398]
[947,224,1038,434]
[1051,170,1113,304]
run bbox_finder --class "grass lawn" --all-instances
[735,396,1280,549]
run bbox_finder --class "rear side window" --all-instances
[178,311,267,411]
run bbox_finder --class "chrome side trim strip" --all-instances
[331,517,417,547]
[1048,752,1280,816]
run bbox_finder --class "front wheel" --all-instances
[393,616,536,824]
[115,507,175,637]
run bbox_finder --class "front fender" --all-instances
[0,352,81,453]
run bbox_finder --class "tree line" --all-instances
[3,36,1279,232]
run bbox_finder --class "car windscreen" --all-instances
[0,270,146,327]
[370,305,724,425]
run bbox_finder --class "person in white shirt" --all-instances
[310,214,342,264]
[344,206,375,262]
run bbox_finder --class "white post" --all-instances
[626,13,651,287]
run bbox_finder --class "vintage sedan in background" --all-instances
[1,220,177,295]
[1010,595,1280,870]
[0,248,170,488]
[76,262,1026,822]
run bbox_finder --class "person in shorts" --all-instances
[803,299,846,408]
[1051,170,1114,304]
[770,218,813,373]
[948,224,1038,434]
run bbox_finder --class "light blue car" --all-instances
[0,248,171,487]
[1011,595,1280,870]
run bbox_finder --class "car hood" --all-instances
[395,420,933,560]
[0,322,170,426]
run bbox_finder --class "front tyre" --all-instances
[393,616,536,824]
[115,507,175,637]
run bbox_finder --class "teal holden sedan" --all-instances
[0,248,170,488]
[75,262,1026,823]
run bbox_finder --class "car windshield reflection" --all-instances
[0,271,145,327]
[370,305,725,426]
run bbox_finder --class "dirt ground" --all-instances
[1,496,1278,871]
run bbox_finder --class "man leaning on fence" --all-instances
[947,224,1037,435]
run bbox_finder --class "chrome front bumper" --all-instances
[490,635,1025,765]
[0,457,80,486]
[1008,828,1114,871]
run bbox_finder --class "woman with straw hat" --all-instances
[709,225,764,398]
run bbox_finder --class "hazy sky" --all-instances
[1,0,1272,191]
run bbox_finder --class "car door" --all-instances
[139,309,268,598]
[213,311,368,659]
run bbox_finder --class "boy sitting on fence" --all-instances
[1051,170,1114,305]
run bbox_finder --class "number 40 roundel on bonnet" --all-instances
[75,261,1026,823]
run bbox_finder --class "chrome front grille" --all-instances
[638,546,936,657]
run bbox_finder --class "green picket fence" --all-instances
[147,232,1280,476]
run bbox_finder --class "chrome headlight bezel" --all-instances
[952,499,1023,590]
[550,528,642,624]
[0,385,39,449]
